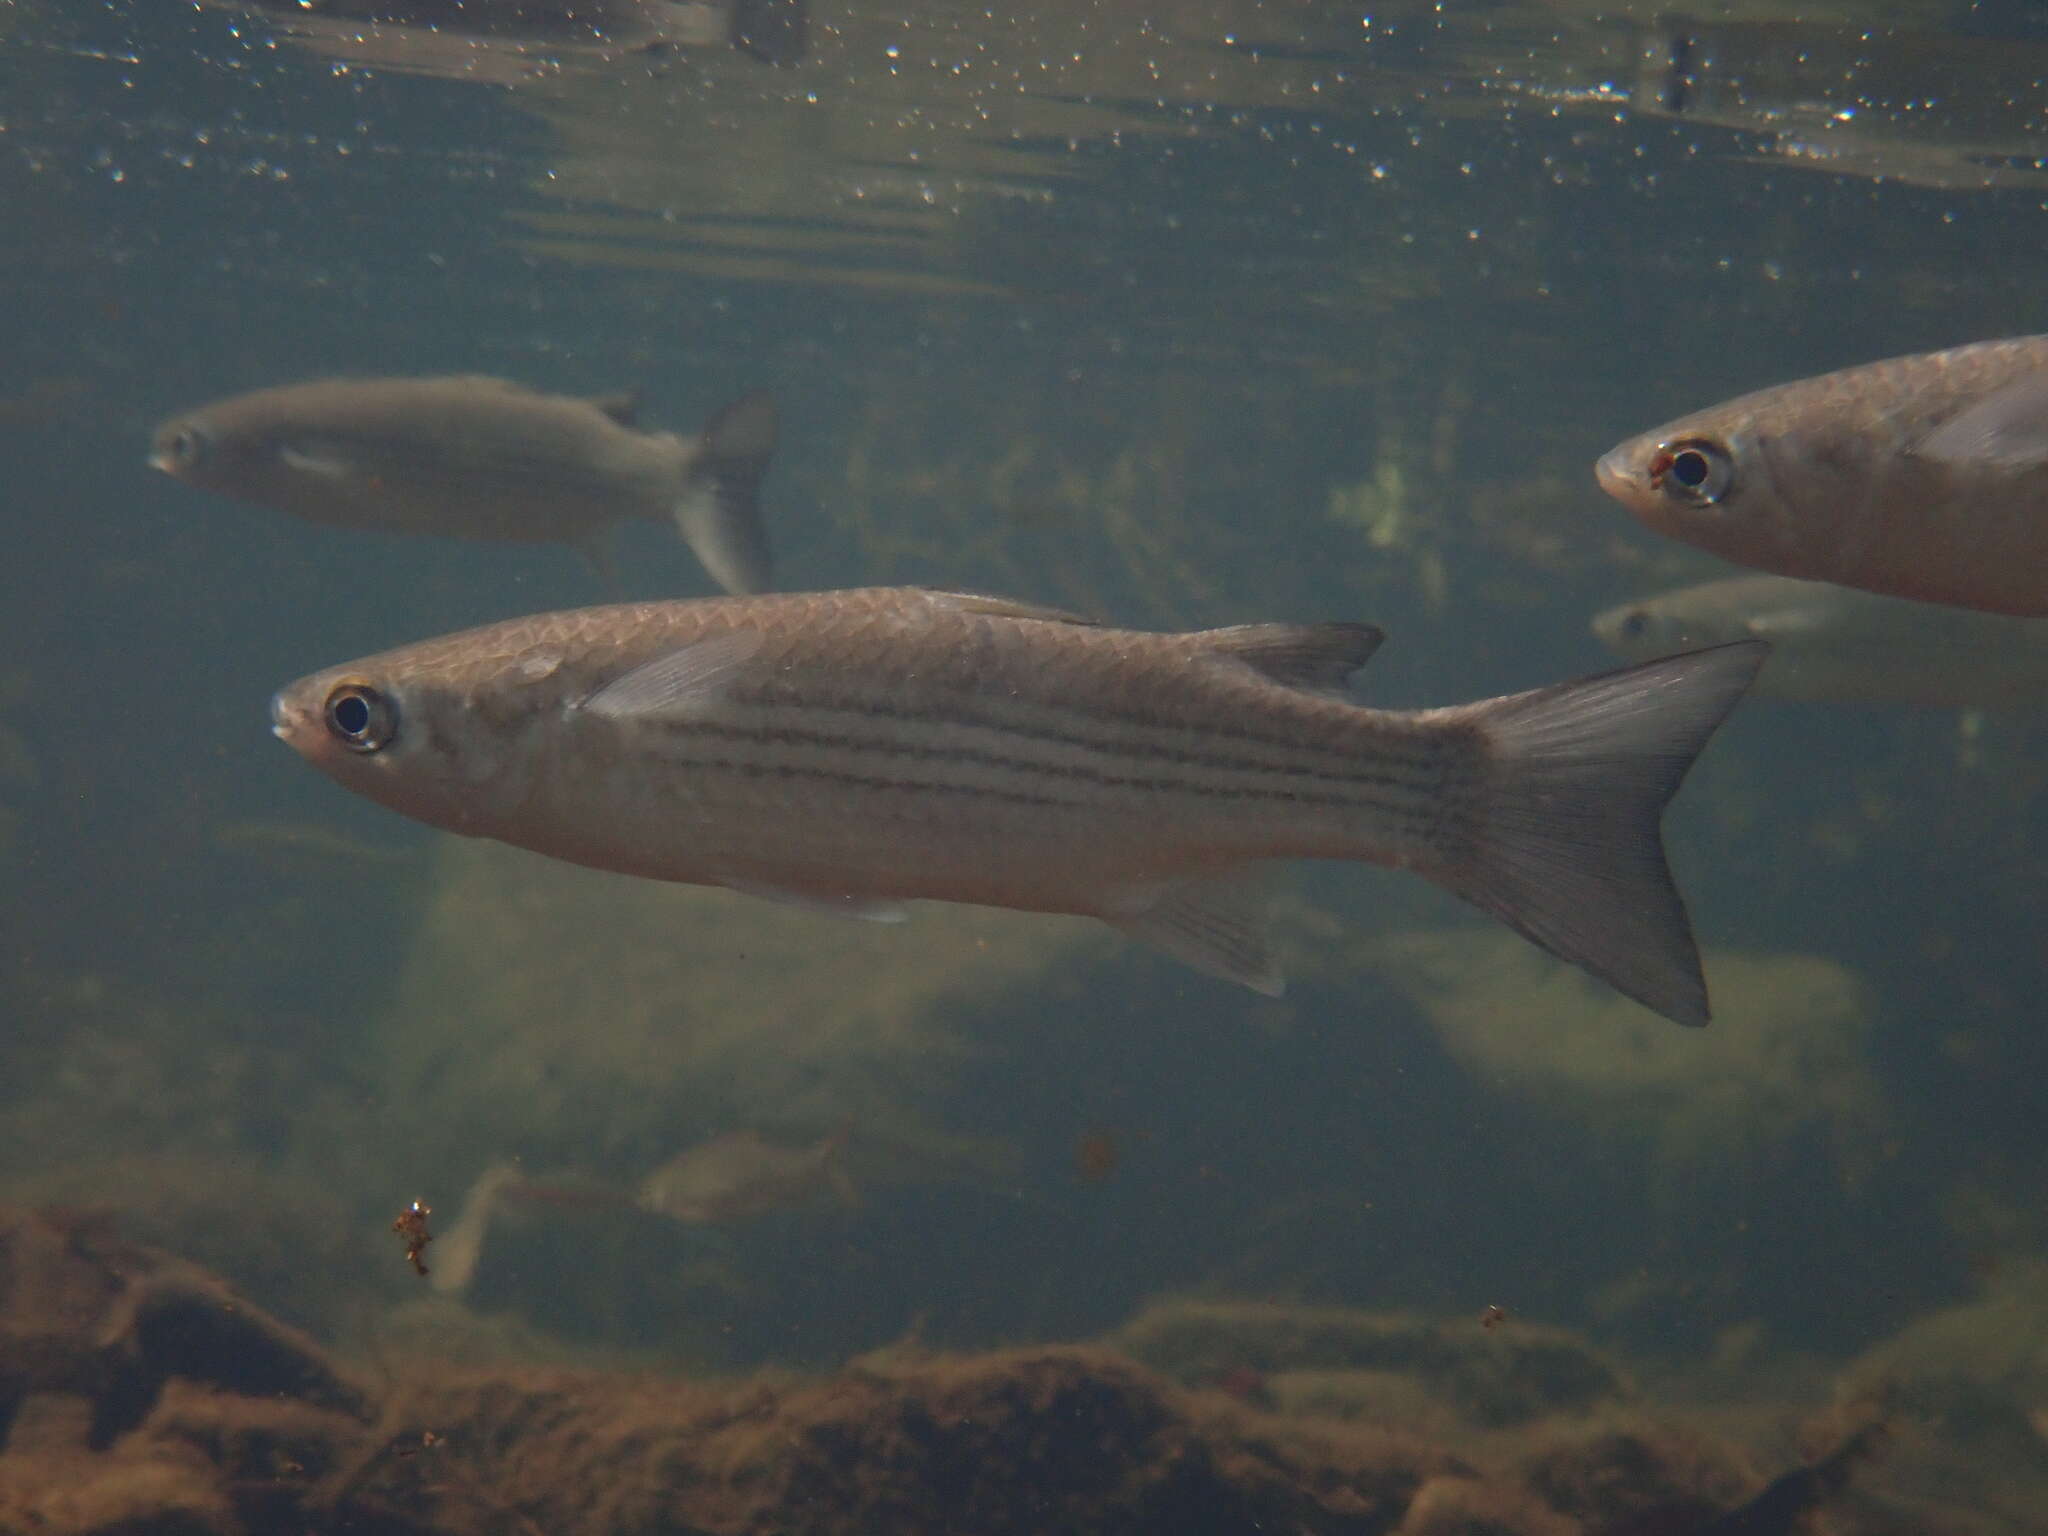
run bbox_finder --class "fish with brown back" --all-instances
[268,587,1766,1027]
[150,375,778,593]
[1596,334,2048,615]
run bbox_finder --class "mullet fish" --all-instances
[270,588,1766,1027]
[151,375,778,594]
[1595,572,2048,711]
[1595,334,2048,616]
[639,1127,859,1224]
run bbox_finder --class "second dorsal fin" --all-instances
[588,389,642,427]
[1201,622,1384,695]
[922,590,1103,626]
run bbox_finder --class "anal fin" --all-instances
[722,877,910,923]
[1107,871,1283,996]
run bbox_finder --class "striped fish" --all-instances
[269,588,1766,1026]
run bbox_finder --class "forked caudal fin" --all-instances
[1450,639,1768,1027]
[675,391,779,595]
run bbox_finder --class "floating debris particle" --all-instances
[1075,1129,1122,1185]
[392,1199,434,1277]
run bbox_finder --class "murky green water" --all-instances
[3,1,2047,1531]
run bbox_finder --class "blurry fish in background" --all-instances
[1628,17,2048,192]
[198,0,807,81]
[1594,574,2048,712]
[1465,14,2048,194]
[639,1125,859,1224]
[423,1137,859,1297]
[1596,335,2048,616]
[269,587,1767,1027]
[152,376,779,594]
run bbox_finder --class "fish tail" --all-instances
[1446,640,1767,1026]
[674,391,779,594]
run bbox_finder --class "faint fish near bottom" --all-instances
[269,587,1767,1027]
[1595,572,2048,711]
[640,1126,859,1224]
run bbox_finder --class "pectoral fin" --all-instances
[577,630,768,719]
[278,442,354,480]
[1917,373,2048,470]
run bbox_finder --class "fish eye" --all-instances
[167,426,207,467]
[1618,610,1650,640]
[323,681,398,753]
[1647,438,1733,504]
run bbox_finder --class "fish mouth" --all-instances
[1592,446,1633,501]
[145,451,170,473]
[269,688,299,743]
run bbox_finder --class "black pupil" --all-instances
[1621,612,1648,638]
[1671,450,1710,488]
[332,693,372,737]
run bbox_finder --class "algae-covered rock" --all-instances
[0,1204,368,1450]
[392,1343,1464,1536]
[0,1216,1934,1536]
[1831,1260,2048,1529]
[0,1156,377,1343]
[1359,931,1888,1181]
[377,837,1106,1182]
[1110,1297,1630,1432]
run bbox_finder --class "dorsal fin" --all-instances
[922,590,1103,626]
[589,389,642,427]
[1201,622,1384,695]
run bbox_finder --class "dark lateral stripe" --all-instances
[712,695,1441,800]
[741,682,1429,786]
[648,718,1442,825]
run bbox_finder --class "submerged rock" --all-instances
[376,838,1102,1183]
[1360,931,1888,1182]
[0,1213,1954,1536]
[1111,1296,1631,1433]
[1833,1259,2048,1530]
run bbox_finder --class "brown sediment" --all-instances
[0,1204,1957,1535]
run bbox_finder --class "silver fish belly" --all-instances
[270,587,1765,1025]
